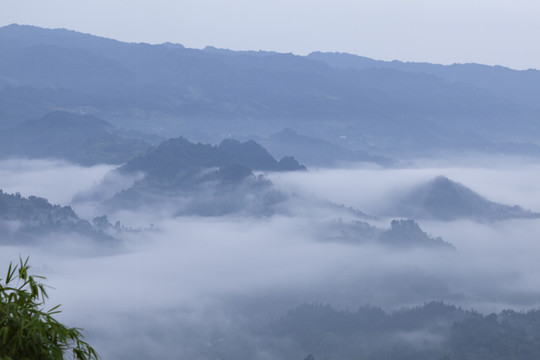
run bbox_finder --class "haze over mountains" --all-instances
[1,24,540,159]
[254,128,395,167]
[1,23,540,360]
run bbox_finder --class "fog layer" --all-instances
[1,158,539,359]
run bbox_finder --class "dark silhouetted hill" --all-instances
[107,137,302,215]
[121,136,305,181]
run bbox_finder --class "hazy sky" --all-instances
[2,0,540,69]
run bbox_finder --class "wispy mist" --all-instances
[0,158,114,205]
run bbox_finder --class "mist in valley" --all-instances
[1,156,540,359]
[1,20,540,359]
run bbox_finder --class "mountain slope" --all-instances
[394,176,539,221]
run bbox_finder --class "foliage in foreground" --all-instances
[0,257,99,360]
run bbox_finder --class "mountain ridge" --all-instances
[1,24,539,158]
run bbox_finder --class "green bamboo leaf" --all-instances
[0,257,99,360]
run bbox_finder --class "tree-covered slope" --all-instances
[178,301,540,360]
[322,218,453,249]
[266,302,540,360]
[0,189,115,242]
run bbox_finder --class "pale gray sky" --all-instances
[2,0,540,69]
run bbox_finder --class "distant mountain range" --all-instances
[1,24,540,158]
[392,176,540,221]
[307,51,540,108]
[0,109,390,168]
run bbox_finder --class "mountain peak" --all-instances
[122,136,305,180]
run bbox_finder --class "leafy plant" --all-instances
[0,257,99,360]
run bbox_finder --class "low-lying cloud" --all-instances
[1,157,540,359]
[269,157,540,215]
